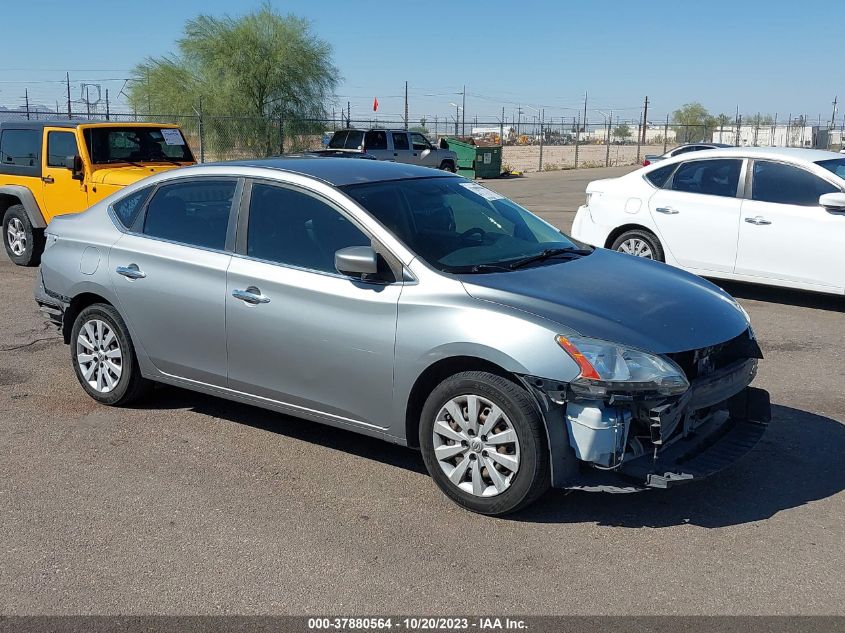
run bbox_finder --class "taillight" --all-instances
[642,159,650,166]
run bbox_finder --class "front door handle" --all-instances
[744,216,772,225]
[655,206,679,214]
[116,264,146,279]
[42,176,55,184]
[232,286,270,305]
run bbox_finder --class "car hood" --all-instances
[90,164,188,186]
[458,249,749,354]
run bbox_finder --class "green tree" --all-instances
[128,4,339,156]
[672,102,715,143]
[613,123,631,142]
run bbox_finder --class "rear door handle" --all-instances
[116,264,146,279]
[232,286,270,305]
[744,216,772,225]
[655,206,678,214]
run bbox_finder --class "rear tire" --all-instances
[420,371,550,516]
[3,205,42,267]
[611,228,664,262]
[439,160,456,173]
[70,303,152,406]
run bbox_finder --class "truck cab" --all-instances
[327,129,457,172]
[1,121,195,265]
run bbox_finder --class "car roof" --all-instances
[664,146,843,164]
[0,120,183,130]
[206,157,455,186]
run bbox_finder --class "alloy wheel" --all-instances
[617,238,654,259]
[432,394,520,497]
[6,217,26,256]
[76,319,123,393]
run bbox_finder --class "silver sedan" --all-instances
[35,158,770,515]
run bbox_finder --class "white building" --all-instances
[713,125,843,149]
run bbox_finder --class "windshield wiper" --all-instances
[507,247,593,270]
[99,158,144,167]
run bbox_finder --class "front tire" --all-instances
[420,371,550,516]
[3,205,42,267]
[70,303,152,406]
[611,228,664,262]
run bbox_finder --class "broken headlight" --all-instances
[556,335,689,399]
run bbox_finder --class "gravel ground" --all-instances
[1,167,843,615]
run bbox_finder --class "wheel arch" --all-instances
[604,223,659,249]
[62,292,116,344]
[0,186,47,229]
[404,355,517,449]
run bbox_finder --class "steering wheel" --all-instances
[459,227,486,244]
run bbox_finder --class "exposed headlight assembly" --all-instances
[556,335,689,399]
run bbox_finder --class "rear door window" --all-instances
[364,130,388,150]
[670,159,742,197]
[751,161,838,206]
[392,132,410,150]
[142,179,236,250]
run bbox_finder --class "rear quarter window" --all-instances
[644,163,676,187]
[112,186,154,229]
[0,129,40,167]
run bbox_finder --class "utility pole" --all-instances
[500,106,505,145]
[582,91,588,143]
[641,95,649,145]
[347,101,351,128]
[461,85,466,137]
[105,89,110,121]
[66,72,72,119]
[605,110,612,167]
[829,96,838,150]
[663,114,669,154]
[538,108,545,171]
[404,81,409,131]
[734,105,740,146]
[454,102,460,136]
[574,113,581,168]
[25,89,30,120]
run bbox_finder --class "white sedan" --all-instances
[571,147,845,295]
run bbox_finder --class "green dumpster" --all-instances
[445,137,502,179]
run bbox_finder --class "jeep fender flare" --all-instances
[0,185,47,229]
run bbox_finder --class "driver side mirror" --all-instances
[335,245,379,277]
[819,192,845,212]
[65,155,84,180]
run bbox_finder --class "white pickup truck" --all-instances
[327,129,457,172]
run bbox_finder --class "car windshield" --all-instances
[83,127,193,164]
[816,158,845,180]
[342,177,583,273]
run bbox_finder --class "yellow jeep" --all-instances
[1,121,196,265]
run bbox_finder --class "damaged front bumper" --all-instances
[524,356,771,493]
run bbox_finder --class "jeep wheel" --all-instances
[3,205,42,267]
[439,160,456,173]
[420,371,550,516]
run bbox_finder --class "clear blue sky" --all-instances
[1,0,840,126]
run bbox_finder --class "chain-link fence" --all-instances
[2,109,842,173]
